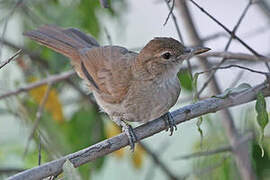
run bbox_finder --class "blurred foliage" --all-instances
[190,108,270,180]
[0,0,127,179]
[28,76,64,123]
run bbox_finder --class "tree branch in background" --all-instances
[196,0,253,97]
[175,132,253,160]
[200,51,270,63]
[0,70,75,100]
[24,84,52,157]
[139,142,179,180]
[175,0,256,179]
[0,49,22,69]
[7,81,270,180]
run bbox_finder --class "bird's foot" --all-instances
[120,121,137,151]
[162,112,177,136]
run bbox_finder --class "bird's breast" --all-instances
[122,76,181,122]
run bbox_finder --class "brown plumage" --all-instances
[24,25,210,150]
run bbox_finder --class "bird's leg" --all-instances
[161,112,177,136]
[112,117,137,151]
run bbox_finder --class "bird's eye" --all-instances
[161,52,172,59]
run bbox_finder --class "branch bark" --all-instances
[7,82,270,180]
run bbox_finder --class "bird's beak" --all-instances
[184,46,211,55]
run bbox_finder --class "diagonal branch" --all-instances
[0,49,22,69]
[7,81,270,180]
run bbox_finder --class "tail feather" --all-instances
[23,25,99,59]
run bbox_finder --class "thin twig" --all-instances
[0,0,24,61]
[175,132,253,160]
[140,142,179,180]
[0,71,75,100]
[144,141,171,180]
[196,0,253,98]
[200,51,270,63]
[197,64,270,76]
[24,84,52,157]
[201,32,228,42]
[164,0,184,43]
[7,81,270,180]
[177,146,231,160]
[163,0,175,26]
[0,49,22,69]
[188,0,262,57]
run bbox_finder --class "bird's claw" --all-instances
[121,122,137,151]
[162,112,177,136]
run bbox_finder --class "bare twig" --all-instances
[197,64,270,76]
[24,84,52,157]
[175,133,253,160]
[0,71,75,100]
[201,32,228,42]
[188,0,262,58]
[163,0,175,26]
[144,141,171,180]
[0,49,22,69]
[200,51,270,63]
[164,0,191,77]
[139,142,179,180]
[7,81,270,180]
[178,146,231,160]
[0,0,25,61]
[164,0,184,43]
[196,0,253,98]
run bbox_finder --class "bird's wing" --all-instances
[75,46,138,104]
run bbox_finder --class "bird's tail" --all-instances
[23,25,99,59]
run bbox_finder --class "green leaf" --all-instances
[214,83,251,99]
[178,70,193,91]
[255,92,269,157]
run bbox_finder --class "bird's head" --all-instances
[135,37,210,78]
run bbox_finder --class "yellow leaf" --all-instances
[28,77,64,123]
[105,121,125,158]
[132,144,145,169]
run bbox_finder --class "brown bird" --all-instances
[24,25,210,150]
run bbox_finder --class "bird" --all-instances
[24,25,210,151]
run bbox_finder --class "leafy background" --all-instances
[1,0,270,179]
